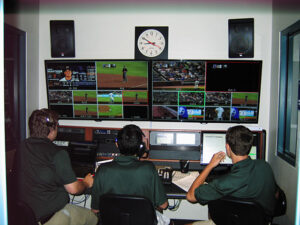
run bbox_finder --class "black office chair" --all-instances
[99,193,158,225]
[208,197,273,225]
[208,185,287,225]
[13,201,38,225]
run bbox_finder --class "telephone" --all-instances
[157,167,173,185]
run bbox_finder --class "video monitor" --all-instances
[200,132,232,165]
[150,131,200,148]
[151,60,262,123]
[45,60,150,120]
[149,131,201,161]
[200,131,259,165]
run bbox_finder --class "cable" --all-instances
[168,199,182,211]
[70,194,90,207]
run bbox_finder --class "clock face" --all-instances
[137,29,166,58]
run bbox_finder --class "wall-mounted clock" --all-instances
[135,26,168,60]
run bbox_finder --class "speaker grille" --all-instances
[50,20,75,57]
[228,18,254,58]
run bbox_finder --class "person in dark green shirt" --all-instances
[91,124,169,224]
[15,108,98,225]
[186,125,277,225]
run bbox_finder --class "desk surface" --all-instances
[164,171,200,199]
[164,183,187,199]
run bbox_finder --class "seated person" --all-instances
[14,108,98,225]
[186,125,277,225]
[91,124,170,224]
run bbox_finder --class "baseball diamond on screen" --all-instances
[98,105,123,118]
[97,61,148,90]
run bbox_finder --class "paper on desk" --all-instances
[172,173,198,192]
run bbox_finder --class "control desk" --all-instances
[55,125,265,173]
[56,126,266,220]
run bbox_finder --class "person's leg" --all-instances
[44,204,98,225]
[67,204,98,225]
[43,205,70,225]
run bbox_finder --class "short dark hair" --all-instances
[29,108,59,138]
[117,124,143,156]
[226,125,253,156]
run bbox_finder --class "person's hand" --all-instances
[83,173,94,188]
[209,151,226,168]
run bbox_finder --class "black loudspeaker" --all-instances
[50,20,75,57]
[228,18,254,58]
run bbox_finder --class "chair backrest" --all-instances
[274,186,287,217]
[208,197,271,225]
[15,201,38,225]
[99,193,158,225]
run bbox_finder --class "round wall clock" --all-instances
[135,26,168,60]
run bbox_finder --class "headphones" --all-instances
[132,126,148,158]
[138,132,148,159]
[45,116,57,128]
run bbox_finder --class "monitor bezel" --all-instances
[150,59,262,124]
[45,59,262,124]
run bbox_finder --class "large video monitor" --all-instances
[45,59,262,123]
[45,60,150,120]
[151,60,262,123]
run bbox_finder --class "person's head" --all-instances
[116,124,145,157]
[226,125,253,156]
[29,108,59,139]
[64,66,72,80]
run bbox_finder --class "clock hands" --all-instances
[142,37,161,49]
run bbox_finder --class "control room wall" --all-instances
[268,4,300,224]
[38,2,273,136]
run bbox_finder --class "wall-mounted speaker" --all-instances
[50,20,75,58]
[228,18,254,58]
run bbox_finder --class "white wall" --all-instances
[38,2,273,134]
[8,0,300,223]
[36,3,277,220]
[269,4,300,224]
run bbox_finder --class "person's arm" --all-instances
[91,209,99,214]
[157,201,169,211]
[64,173,94,195]
[186,151,226,203]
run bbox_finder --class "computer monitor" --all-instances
[201,132,232,165]
[201,131,258,165]
[249,146,257,160]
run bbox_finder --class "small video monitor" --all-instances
[150,131,200,147]
[149,131,201,162]
[155,132,174,145]
[249,146,257,160]
[176,132,196,145]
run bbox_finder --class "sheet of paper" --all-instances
[172,172,198,192]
